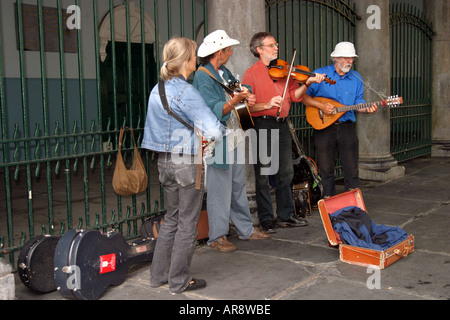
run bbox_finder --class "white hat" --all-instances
[197,30,240,58]
[330,42,358,58]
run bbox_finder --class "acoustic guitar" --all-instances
[197,67,254,131]
[306,96,403,130]
[227,80,255,131]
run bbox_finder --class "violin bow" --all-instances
[277,49,297,120]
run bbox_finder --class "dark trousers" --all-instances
[253,117,294,223]
[314,122,359,197]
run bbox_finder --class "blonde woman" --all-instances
[142,37,224,294]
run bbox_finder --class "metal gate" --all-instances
[390,3,434,162]
[0,0,207,266]
[265,0,358,178]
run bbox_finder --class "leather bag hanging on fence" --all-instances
[112,127,148,196]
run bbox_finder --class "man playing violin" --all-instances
[302,42,378,198]
[193,30,271,253]
[242,32,326,233]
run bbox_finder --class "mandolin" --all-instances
[306,96,403,130]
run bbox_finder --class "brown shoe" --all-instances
[209,236,237,252]
[239,227,271,240]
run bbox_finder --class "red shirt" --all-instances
[242,60,303,118]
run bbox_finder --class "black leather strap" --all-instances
[158,81,194,132]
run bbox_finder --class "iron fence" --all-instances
[390,3,434,162]
[0,0,207,265]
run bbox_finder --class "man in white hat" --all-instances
[303,41,378,197]
[193,30,271,253]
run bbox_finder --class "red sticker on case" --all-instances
[99,253,116,274]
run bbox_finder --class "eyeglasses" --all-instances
[260,43,279,49]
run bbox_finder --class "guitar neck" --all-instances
[336,100,385,113]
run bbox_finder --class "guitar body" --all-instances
[54,229,155,300]
[17,235,60,294]
[234,102,254,131]
[305,97,346,130]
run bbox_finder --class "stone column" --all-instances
[354,0,405,181]
[0,258,14,300]
[424,0,450,157]
[206,0,266,195]
[206,0,265,80]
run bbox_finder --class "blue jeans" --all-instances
[253,118,295,223]
[314,122,359,197]
[150,153,203,294]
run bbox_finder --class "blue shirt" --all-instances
[142,76,224,155]
[306,64,366,122]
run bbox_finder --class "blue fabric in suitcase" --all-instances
[330,206,408,250]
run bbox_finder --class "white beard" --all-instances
[338,61,352,74]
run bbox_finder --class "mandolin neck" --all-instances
[336,100,385,114]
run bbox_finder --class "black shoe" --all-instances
[277,217,308,228]
[260,220,276,234]
[184,278,206,292]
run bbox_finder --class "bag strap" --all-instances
[197,66,234,95]
[158,81,195,132]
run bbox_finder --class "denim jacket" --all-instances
[142,76,224,155]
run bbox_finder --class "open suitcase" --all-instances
[318,189,414,269]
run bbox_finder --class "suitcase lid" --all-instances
[318,189,367,246]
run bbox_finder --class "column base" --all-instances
[358,155,405,182]
[432,140,450,157]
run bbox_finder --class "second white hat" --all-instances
[330,42,358,58]
[198,30,240,58]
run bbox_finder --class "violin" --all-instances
[268,59,336,85]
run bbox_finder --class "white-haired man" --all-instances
[303,42,378,197]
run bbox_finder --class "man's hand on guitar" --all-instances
[320,102,335,115]
[360,103,378,114]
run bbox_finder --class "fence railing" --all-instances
[390,3,434,162]
[0,0,207,266]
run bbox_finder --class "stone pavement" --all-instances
[14,156,450,305]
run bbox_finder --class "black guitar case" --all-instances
[17,235,60,294]
[54,229,155,300]
[288,120,323,207]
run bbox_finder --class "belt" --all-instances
[258,115,286,122]
[334,121,354,125]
